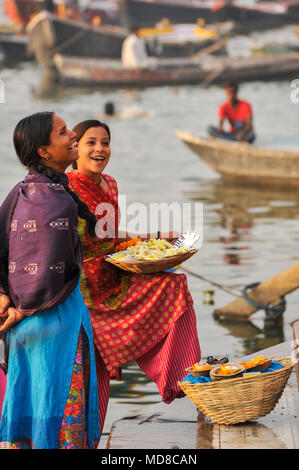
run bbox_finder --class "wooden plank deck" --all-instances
[104,321,299,449]
[0,324,297,449]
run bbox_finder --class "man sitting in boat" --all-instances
[121,26,157,69]
[208,81,256,144]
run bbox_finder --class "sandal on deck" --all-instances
[206,356,229,365]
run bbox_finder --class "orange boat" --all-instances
[4,0,119,27]
[4,0,57,26]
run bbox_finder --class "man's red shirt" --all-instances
[218,99,253,132]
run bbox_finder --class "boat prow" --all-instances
[174,128,299,188]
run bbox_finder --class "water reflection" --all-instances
[215,318,285,358]
[32,74,101,101]
[32,69,151,102]
[196,411,289,449]
[215,202,253,265]
[187,178,299,218]
[110,364,157,406]
[183,177,294,358]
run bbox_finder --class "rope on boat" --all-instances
[52,29,88,55]
[180,266,286,322]
[179,265,241,298]
[242,282,286,323]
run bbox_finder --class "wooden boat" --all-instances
[26,10,231,64]
[119,0,297,32]
[5,0,46,26]
[26,10,126,63]
[4,0,119,27]
[119,0,216,28]
[51,50,299,88]
[140,22,233,58]
[4,0,79,26]
[80,1,120,26]
[0,33,32,63]
[174,129,299,188]
[52,54,206,87]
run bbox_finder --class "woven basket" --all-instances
[178,357,296,425]
[105,249,197,274]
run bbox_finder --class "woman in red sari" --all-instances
[67,120,201,431]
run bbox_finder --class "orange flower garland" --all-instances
[115,238,142,252]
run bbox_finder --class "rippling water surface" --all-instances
[1,58,299,445]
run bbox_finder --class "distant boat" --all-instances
[51,50,299,88]
[0,33,32,63]
[26,11,231,64]
[174,129,299,188]
[4,0,77,26]
[119,0,216,28]
[4,0,45,26]
[4,0,120,27]
[26,10,126,64]
[119,0,297,32]
[52,54,206,87]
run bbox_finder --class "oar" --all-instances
[191,38,231,88]
[201,62,231,88]
[192,37,228,59]
[213,261,299,321]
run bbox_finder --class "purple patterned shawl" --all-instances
[0,170,83,316]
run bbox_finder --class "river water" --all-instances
[1,6,299,446]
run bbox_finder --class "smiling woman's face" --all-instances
[77,126,111,183]
[41,114,78,172]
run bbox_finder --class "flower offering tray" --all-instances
[210,363,245,382]
[105,249,197,274]
[105,233,199,274]
[185,364,214,377]
[240,357,273,372]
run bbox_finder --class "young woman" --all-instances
[0,112,100,449]
[67,120,201,431]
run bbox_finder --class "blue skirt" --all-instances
[0,281,100,449]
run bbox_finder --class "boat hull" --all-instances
[26,11,126,63]
[0,34,31,63]
[174,129,299,188]
[52,51,299,89]
[52,55,205,87]
[119,0,295,31]
[119,0,215,28]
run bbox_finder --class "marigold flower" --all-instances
[115,238,142,252]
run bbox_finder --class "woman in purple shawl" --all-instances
[0,112,100,449]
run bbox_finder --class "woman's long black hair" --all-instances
[13,111,97,237]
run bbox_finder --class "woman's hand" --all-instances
[160,231,181,243]
[116,231,181,243]
[0,294,11,315]
[0,307,24,332]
